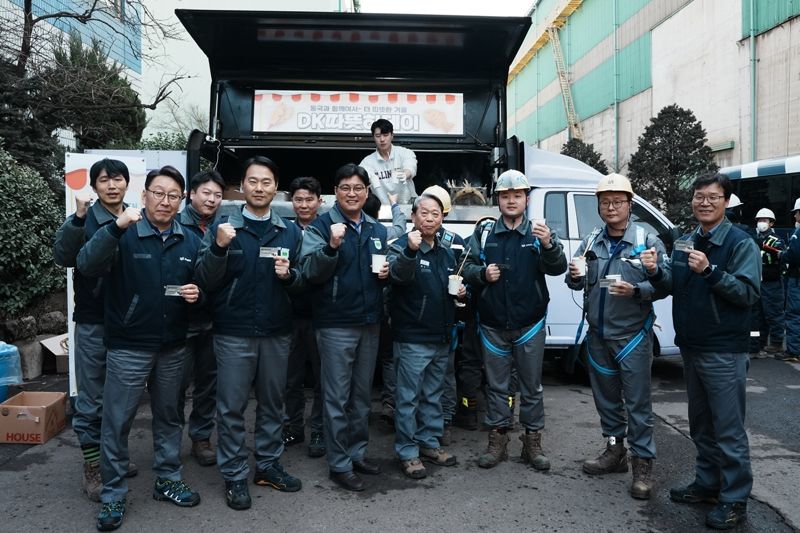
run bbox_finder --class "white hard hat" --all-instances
[596,173,633,197]
[755,208,775,220]
[421,185,451,215]
[494,169,531,192]
[728,194,743,208]
[792,198,800,212]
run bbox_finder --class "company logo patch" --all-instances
[179,256,192,263]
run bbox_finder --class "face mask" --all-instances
[756,221,770,233]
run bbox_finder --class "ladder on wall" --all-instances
[547,26,583,140]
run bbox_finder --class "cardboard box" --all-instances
[0,391,67,444]
[40,334,69,374]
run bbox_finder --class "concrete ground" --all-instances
[0,357,797,532]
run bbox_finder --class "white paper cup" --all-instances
[533,218,546,227]
[371,254,387,274]
[448,274,463,295]
[605,274,622,282]
[573,256,587,276]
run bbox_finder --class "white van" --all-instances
[414,145,680,373]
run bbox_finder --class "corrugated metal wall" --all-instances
[511,33,651,143]
[742,0,800,37]
[509,0,692,149]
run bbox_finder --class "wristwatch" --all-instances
[702,264,714,277]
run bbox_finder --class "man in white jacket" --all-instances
[360,118,417,205]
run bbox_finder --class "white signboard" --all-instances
[64,153,147,396]
[253,90,464,135]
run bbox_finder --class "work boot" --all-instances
[630,457,653,499]
[191,440,216,466]
[453,397,478,430]
[706,502,747,530]
[307,431,326,458]
[582,437,628,475]
[519,431,550,471]
[477,428,509,468]
[764,343,783,354]
[82,462,102,502]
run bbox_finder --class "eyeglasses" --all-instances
[337,185,367,194]
[692,194,725,204]
[599,200,628,210]
[146,189,184,204]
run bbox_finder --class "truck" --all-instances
[176,9,680,372]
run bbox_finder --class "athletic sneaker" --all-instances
[152,478,201,507]
[96,500,125,531]
[253,463,302,492]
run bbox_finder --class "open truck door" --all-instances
[176,9,530,193]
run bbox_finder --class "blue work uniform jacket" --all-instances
[649,218,761,353]
[76,213,203,351]
[387,232,457,344]
[178,207,220,330]
[53,202,124,324]
[300,204,388,328]
[195,206,304,338]
[462,216,568,330]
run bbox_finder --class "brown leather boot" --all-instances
[477,428,509,468]
[583,437,628,475]
[630,457,653,499]
[520,431,550,471]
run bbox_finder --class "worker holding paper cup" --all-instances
[386,192,463,480]
[565,172,668,501]
[462,170,568,473]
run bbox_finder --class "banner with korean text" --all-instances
[253,90,464,135]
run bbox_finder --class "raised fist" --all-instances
[115,207,142,229]
[216,222,236,248]
[407,230,422,251]
[75,192,93,219]
[329,223,347,249]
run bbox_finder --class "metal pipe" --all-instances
[750,0,757,161]
[613,0,619,171]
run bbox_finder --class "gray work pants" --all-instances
[285,318,323,433]
[100,345,186,502]
[586,331,656,459]
[72,323,106,449]
[316,325,380,473]
[179,328,217,442]
[479,323,546,430]
[681,350,752,503]
[214,334,291,481]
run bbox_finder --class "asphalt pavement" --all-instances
[0,356,797,532]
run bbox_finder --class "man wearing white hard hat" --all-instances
[566,173,668,500]
[462,169,568,471]
[778,199,800,361]
[752,208,785,358]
